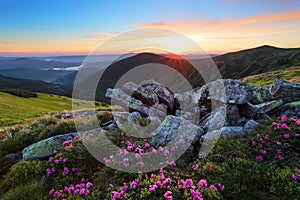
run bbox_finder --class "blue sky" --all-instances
[1,0,300,55]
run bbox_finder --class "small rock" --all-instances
[243,120,260,134]
[220,126,245,137]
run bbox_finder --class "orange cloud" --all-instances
[131,9,300,53]
[135,9,300,29]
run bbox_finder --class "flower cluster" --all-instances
[250,115,300,165]
[49,179,93,199]
[109,167,224,200]
[63,136,79,150]
[102,132,183,170]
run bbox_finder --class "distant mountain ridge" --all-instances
[0,75,70,95]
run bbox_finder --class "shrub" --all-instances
[0,89,37,98]
[38,119,76,140]
[1,160,47,192]
[3,179,48,200]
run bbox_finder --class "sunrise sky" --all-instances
[1,0,300,56]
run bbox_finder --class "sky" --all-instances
[0,0,300,56]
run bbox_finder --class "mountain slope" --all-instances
[213,45,300,79]
[0,75,70,95]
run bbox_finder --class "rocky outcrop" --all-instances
[105,78,300,157]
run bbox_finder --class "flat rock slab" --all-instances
[22,133,78,160]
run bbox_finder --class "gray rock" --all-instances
[128,112,142,122]
[106,88,166,119]
[225,105,241,126]
[4,152,22,162]
[269,101,300,117]
[22,133,78,160]
[140,80,176,113]
[150,115,204,148]
[123,81,159,106]
[192,128,205,145]
[199,79,251,104]
[240,100,283,118]
[248,85,272,104]
[220,126,245,137]
[243,120,260,134]
[271,78,300,102]
[102,120,117,130]
[202,108,226,131]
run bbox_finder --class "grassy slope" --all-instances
[242,66,300,86]
[0,92,72,127]
[213,45,300,79]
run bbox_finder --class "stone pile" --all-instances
[105,78,300,155]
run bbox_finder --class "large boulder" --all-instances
[270,78,300,102]
[123,80,176,114]
[22,133,78,160]
[106,88,167,119]
[122,81,159,107]
[269,101,300,117]
[248,85,272,104]
[199,79,251,104]
[150,115,204,148]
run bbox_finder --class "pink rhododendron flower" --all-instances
[190,189,202,200]
[209,185,218,191]
[218,183,225,191]
[192,164,199,170]
[256,156,263,161]
[149,184,158,192]
[63,140,72,145]
[251,141,257,146]
[283,134,290,139]
[164,191,173,200]
[261,150,267,155]
[264,135,270,140]
[65,145,74,149]
[281,124,290,130]
[277,149,282,154]
[281,115,287,122]
[178,179,186,189]
[169,161,176,167]
[278,155,284,160]
[197,179,207,188]
[48,157,54,162]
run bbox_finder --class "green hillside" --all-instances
[242,65,300,86]
[0,92,73,127]
[213,45,300,79]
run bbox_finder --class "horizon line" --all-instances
[0,44,299,57]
